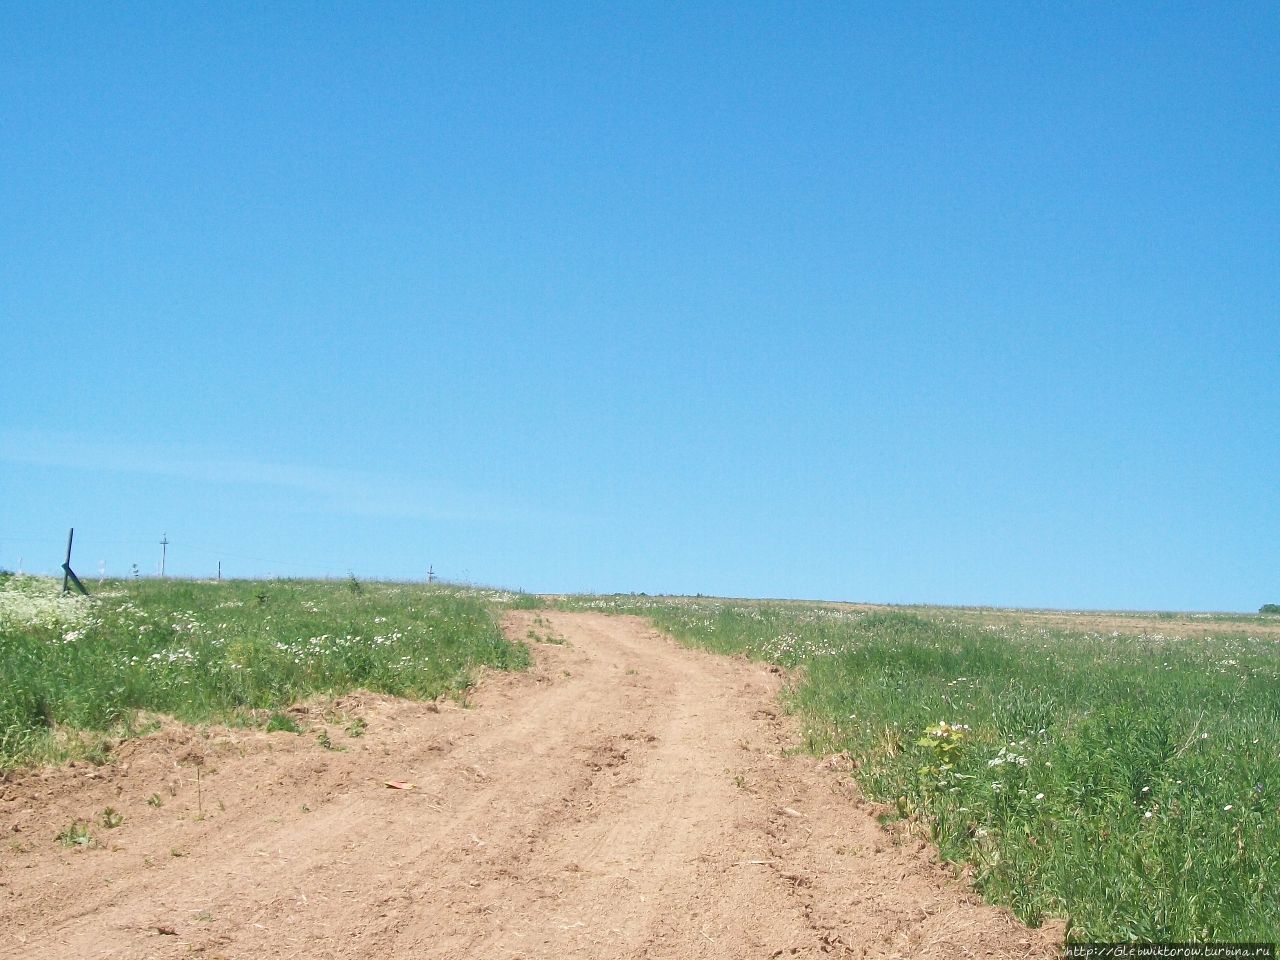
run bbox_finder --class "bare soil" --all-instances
[0,612,1060,959]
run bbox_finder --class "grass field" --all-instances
[5,574,1277,941]
[0,573,531,771]
[561,595,1280,941]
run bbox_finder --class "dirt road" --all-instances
[0,612,1058,959]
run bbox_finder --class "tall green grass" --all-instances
[563,595,1280,941]
[0,574,530,771]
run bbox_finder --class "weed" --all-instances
[526,619,565,645]
[265,712,301,734]
[915,721,969,779]
[146,793,164,808]
[316,730,341,751]
[56,820,95,849]
[345,717,367,738]
[85,739,113,766]
[99,806,124,828]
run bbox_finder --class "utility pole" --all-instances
[217,560,222,582]
[427,565,436,584]
[160,533,169,578]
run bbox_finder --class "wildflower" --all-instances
[1034,793,1044,801]
[1224,804,1233,811]
[987,746,1029,768]
[1144,811,1154,819]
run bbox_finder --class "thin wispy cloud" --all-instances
[0,429,536,525]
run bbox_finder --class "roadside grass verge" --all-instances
[0,574,531,772]
[561,595,1280,941]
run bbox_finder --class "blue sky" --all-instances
[3,2,1277,610]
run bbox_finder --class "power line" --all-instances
[3,532,392,579]
[174,540,356,572]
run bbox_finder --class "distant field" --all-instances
[0,574,531,771]
[561,595,1280,941]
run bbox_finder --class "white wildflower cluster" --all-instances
[0,575,93,630]
[256,629,425,668]
[987,746,1030,768]
[807,607,867,625]
[149,647,198,666]
[458,587,526,605]
[758,628,857,661]
[171,614,202,634]
[118,646,200,682]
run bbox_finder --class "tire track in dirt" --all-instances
[0,611,1059,959]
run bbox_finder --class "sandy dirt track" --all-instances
[0,612,1059,959]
